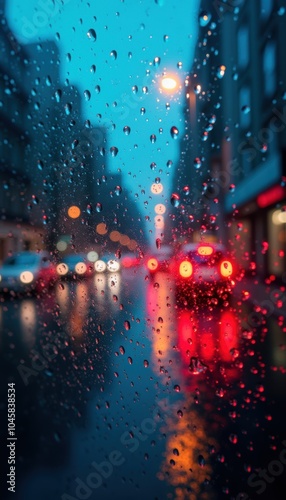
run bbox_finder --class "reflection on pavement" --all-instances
[146,272,242,499]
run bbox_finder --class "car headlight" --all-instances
[94,260,107,273]
[57,263,69,275]
[107,260,120,272]
[75,262,87,275]
[20,271,34,284]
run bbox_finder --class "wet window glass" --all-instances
[1,1,286,500]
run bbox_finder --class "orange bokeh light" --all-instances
[110,230,121,241]
[68,205,81,218]
[96,222,108,235]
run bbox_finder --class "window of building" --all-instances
[260,0,273,19]
[237,25,249,69]
[239,85,251,129]
[263,41,276,97]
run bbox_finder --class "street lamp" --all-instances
[159,74,181,94]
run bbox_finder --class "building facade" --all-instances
[169,0,286,280]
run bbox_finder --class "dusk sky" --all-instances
[6,0,200,243]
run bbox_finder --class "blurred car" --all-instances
[173,243,237,302]
[94,255,121,273]
[146,244,174,275]
[0,251,57,294]
[56,253,95,279]
[120,252,141,269]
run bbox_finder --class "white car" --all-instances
[0,251,57,294]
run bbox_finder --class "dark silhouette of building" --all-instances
[0,2,43,262]
[168,0,286,280]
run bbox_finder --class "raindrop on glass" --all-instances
[110,146,118,157]
[193,157,202,169]
[114,185,122,196]
[55,89,62,102]
[84,90,91,101]
[123,126,131,135]
[170,126,179,139]
[87,28,96,41]
[171,193,180,207]
[199,10,212,27]
[153,56,161,67]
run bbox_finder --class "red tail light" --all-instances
[147,258,159,272]
[179,260,193,278]
[220,260,233,277]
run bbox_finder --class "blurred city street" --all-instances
[1,0,286,499]
[1,268,286,499]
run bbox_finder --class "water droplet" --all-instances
[163,34,169,42]
[167,160,173,168]
[142,86,148,94]
[229,183,235,192]
[198,454,206,467]
[241,104,250,114]
[216,388,225,398]
[90,64,96,73]
[84,90,91,101]
[194,84,201,94]
[171,193,180,207]
[144,360,149,368]
[174,384,181,392]
[199,10,212,27]
[123,126,131,135]
[87,28,96,41]
[177,61,183,69]
[110,146,118,157]
[170,126,179,139]
[230,348,239,360]
[46,76,52,86]
[229,433,238,444]
[114,185,122,196]
[66,53,71,62]
[173,448,179,456]
[64,103,72,115]
[183,185,190,195]
[128,357,133,365]
[95,85,101,94]
[150,162,156,170]
[189,357,208,374]
[96,202,102,212]
[193,157,202,169]
[153,56,161,67]
[119,346,125,355]
[140,107,146,115]
[216,65,226,79]
[150,134,156,143]
[55,89,62,102]
[37,160,44,170]
[110,50,117,60]
[124,320,130,330]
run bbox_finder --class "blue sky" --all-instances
[7,0,200,245]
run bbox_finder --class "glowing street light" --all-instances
[159,74,180,94]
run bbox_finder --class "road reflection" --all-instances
[146,272,242,499]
